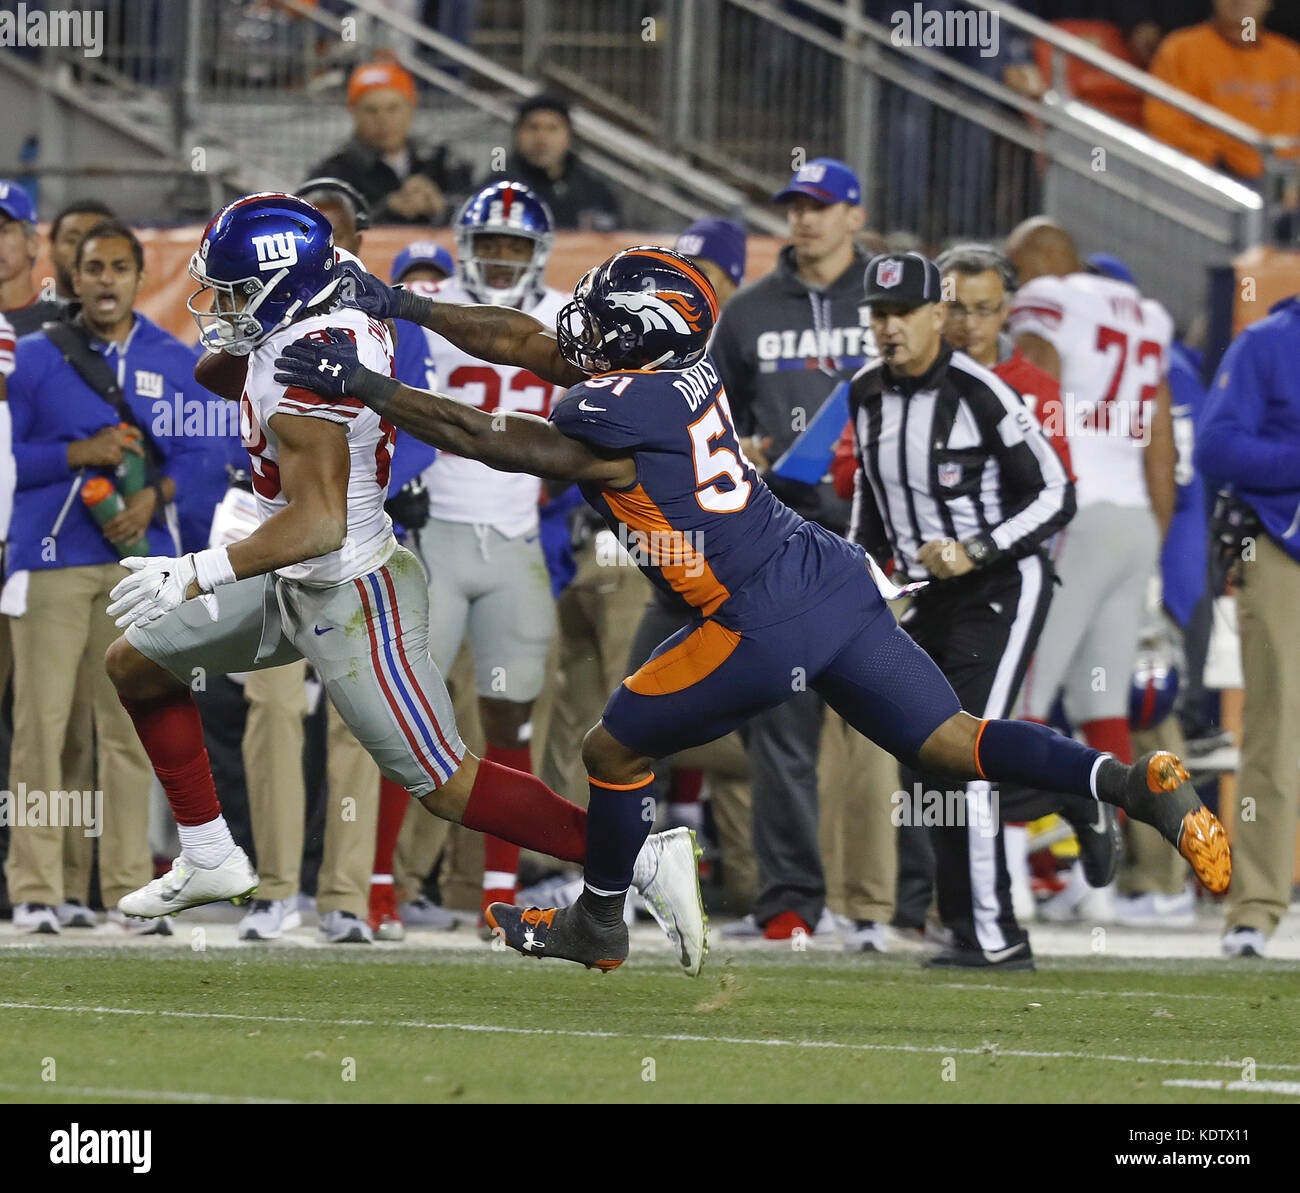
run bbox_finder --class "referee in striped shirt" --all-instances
[848,252,1092,968]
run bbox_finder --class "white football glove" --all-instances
[107,554,198,629]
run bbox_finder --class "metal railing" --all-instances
[8,0,1294,323]
[475,0,1288,325]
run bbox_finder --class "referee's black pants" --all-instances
[897,552,1055,955]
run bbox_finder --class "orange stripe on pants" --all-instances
[624,620,742,697]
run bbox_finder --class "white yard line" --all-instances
[2,1000,1297,1072]
[1163,1078,1300,1097]
[746,974,1273,1002]
[0,1081,296,1104]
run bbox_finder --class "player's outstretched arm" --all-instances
[273,329,633,486]
[338,261,587,388]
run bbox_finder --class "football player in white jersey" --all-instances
[402,181,568,919]
[97,194,706,975]
[1006,217,1178,874]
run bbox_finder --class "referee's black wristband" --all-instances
[963,533,1000,568]
[348,366,401,416]
[396,288,437,326]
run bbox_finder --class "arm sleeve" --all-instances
[1143,37,1219,166]
[8,355,75,490]
[1005,276,1069,347]
[1196,329,1300,491]
[976,380,1076,561]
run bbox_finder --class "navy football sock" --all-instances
[975,719,1129,804]
[583,775,656,897]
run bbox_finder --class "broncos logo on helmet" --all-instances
[556,245,719,374]
[604,289,705,336]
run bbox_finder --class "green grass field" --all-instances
[3,937,1299,1104]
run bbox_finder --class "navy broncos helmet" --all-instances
[556,245,719,374]
[188,192,340,355]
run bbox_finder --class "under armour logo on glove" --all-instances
[273,327,362,399]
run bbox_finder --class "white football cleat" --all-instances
[633,827,708,977]
[238,896,302,941]
[13,902,60,934]
[319,909,373,944]
[117,847,258,918]
[56,899,96,928]
[107,908,174,936]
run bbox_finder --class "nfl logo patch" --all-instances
[877,259,903,289]
[938,462,962,487]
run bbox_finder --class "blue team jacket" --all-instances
[8,314,228,572]
[1197,297,1300,564]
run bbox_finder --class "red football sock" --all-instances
[372,776,409,879]
[669,768,704,803]
[119,691,221,826]
[1081,717,1134,766]
[480,745,531,909]
[462,757,586,865]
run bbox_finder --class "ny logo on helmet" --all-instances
[606,290,703,335]
[251,232,298,271]
[877,259,903,289]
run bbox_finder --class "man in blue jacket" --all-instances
[1196,294,1300,959]
[4,220,215,934]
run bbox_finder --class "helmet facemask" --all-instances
[457,230,550,309]
[187,254,338,355]
[555,295,614,374]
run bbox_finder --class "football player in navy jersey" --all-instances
[274,247,1230,973]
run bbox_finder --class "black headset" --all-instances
[296,176,372,232]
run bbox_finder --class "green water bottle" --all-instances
[82,477,149,557]
[115,424,147,496]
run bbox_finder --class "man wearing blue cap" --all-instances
[709,158,892,945]
[391,241,455,288]
[0,181,63,335]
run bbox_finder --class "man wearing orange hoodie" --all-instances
[1144,0,1300,181]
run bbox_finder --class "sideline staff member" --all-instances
[848,252,1081,970]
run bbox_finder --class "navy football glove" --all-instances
[273,328,363,399]
[336,260,431,323]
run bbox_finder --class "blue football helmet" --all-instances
[1129,648,1181,731]
[188,192,340,355]
[453,181,554,308]
[556,245,719,374]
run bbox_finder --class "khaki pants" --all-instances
[1227,535,1300,935]
[674,731,756,909]
[540,540,650,805]
[242,661,381,918]
[6,564,152,908]
[1121,716,1190,896]
[818,710,898,924]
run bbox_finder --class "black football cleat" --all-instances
[923,942,1035,972]
[1122,751,1231,894]
[1059,796,1123,888]
[485,900,628,972]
